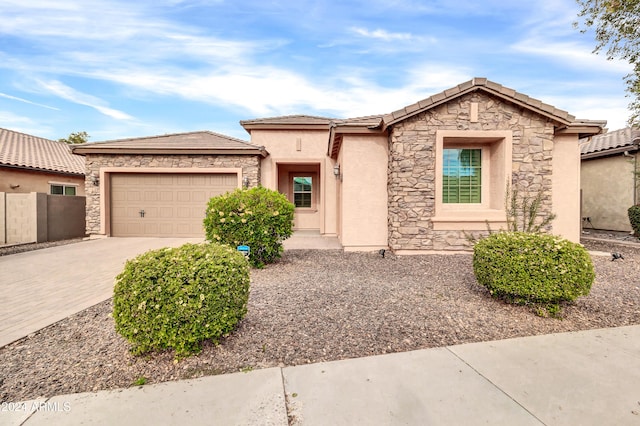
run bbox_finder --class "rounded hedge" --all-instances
[628,205,640,236]
[473,232,594,305]
[203,186,294,268]
[113,243,250,357]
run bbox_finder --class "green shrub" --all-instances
[113,243,250,357]
[203,186,294,268]
[473,232,594,306]
[628,205,640,236]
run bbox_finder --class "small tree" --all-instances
[504,182,556,233]
[465,182,556,244]
[58,131,90,145]
[575,0,640,126]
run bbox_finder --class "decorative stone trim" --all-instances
[387,91,554,251]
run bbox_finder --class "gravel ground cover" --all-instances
[1,238,639,402]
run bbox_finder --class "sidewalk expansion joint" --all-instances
[445,346,547,425]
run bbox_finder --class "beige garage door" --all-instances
[111,173,237,237]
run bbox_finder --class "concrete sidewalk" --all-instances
[4,325,639,425]
[0,237,199,348]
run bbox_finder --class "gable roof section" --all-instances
[580,127,640,159]
[0,128,85,175]
[72,131,268,157]
[382,78,577,130]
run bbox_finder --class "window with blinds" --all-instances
[442,148,482,203]
[293,176,312,208]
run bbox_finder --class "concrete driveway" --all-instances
[0,238,199,348]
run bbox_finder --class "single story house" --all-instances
[580,127,640,232]
[0,128,86,244]
[73,78,605,252]
[0,128,85,195]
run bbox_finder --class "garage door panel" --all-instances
[191,175,206,185]
[127,191,142,202]
[177,206,191,218]
[144,223,158,235]
[191,190,207,203]
[159,207,173,218]
[144,191,158,201]
[177,191,190,202]
[111,173,237,237]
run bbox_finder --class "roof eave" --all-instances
[555,120,607,138]
[381,84,576,130]
[240,123,331,131]
[71,147,269,158]
[582,145,639,160]
[0,163,85,176]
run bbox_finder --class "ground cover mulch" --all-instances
[1,237,639,402]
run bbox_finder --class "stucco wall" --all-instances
[0,192,86,244]
[254,129,338,235]
[339,134,388,250]
[0,167,85,196]
[388,91,556,251]
[552,134,581,240]
[581,153,637,232]
[84,154,260,236]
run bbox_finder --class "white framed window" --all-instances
[293,176,312,208]
[50,183,77,196]
[433,130,512,230]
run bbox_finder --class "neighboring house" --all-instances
[580,127,640,232]
[0,128,86,195]
[0,128,87,244]
[73,78,605,251]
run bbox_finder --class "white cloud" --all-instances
[351,27,413,41]
[0,93,59,110]
[36,80,134,120]
[0,110,53,135]
[511,39,633,74]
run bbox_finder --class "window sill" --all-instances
[294,208,318,213]
[432,209,506,231]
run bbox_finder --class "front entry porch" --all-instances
[283,230,342,250]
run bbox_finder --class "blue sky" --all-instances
[0,0,634,142]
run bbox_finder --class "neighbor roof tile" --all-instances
[0,128,84,175]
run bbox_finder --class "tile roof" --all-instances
[72,131,267,156]
[332,114,384,127]
[0,128,85,175]
[382,77,576,128]
[580,127,640,157]
[240,115,335,127]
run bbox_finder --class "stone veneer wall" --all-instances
[388,92,555,251]
[84,154,261,235]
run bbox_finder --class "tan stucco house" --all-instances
[581,127,640,232]
[0,128,85,195]
[0,128,86,244]
[73,78,605,251]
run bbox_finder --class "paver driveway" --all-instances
[0,237,199,348]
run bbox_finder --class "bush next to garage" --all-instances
[628,205,640,236]
[113,243,250,357]
[473,232,594,314]
[203,186,295,268]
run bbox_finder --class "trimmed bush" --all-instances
[204,186,294,268]
[473,232,594,306]
[113,243,250,357]
[628,205,640,236]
